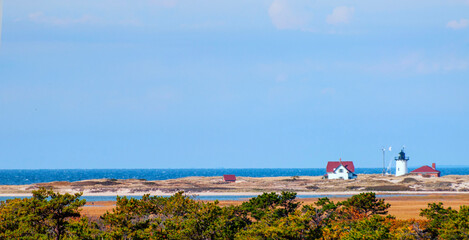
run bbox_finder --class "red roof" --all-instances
[223,174,236,181]
[326,161,355,173]
[411,165,440,173]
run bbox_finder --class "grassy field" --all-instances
[81,194,469,220]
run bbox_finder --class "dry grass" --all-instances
[80,201,116,217]
[80,194,469,220]
[298,194,469,219]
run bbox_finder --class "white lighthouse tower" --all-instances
[395,148,409,176]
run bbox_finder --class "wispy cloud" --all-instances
[148,0,177,8]
[268,0,313,31]
[28,12,100,26]
[364,53,469,74]
[320,87,336,96]
[117,18,144,27]
[326,6,355,25]
[180,21,225,30]
[452,0,469,5]
[447,19,469,29]
[26,12,144,27]
[275,74,288,82]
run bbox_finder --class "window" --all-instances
[339,169,343,173]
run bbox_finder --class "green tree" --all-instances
[420,202,457,239]
[439,205,469,239]
[100,191,248,240]
[338,192,390,218]
[421,203,469,239]
[100,194,167,239]
[312,197,339,223]
[240,191,299,220]
[235,210,322,240]
[204,205,249,239]
[343,215,391,240]
[0,188,86,240]
[65,217,102,240]
[7,189,469,240]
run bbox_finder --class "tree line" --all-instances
[0,188,468,239]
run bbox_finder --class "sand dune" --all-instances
[1,174,468,196]
[2,174,469,219]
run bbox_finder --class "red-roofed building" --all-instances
[325,159,357,180]
[410,163,440,177]
[223,174,236,182]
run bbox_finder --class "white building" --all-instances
[326,160,357,180]
[395,148,409,176]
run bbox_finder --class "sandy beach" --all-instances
[1,174,469,196]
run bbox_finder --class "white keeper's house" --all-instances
[325,159,357,180]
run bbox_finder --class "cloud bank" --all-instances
[326,6,354,25]
[268,0,313,30]
[148,0,177,7]
[447,19,469,29]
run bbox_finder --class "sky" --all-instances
[0,0,468,169]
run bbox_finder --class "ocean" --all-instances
[0,167,467,185]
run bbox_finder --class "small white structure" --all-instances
[326,159,357,180]
[395,148,409,176]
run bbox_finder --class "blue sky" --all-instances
[0,0,468,169]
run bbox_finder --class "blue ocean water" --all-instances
[0,167,466,185]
